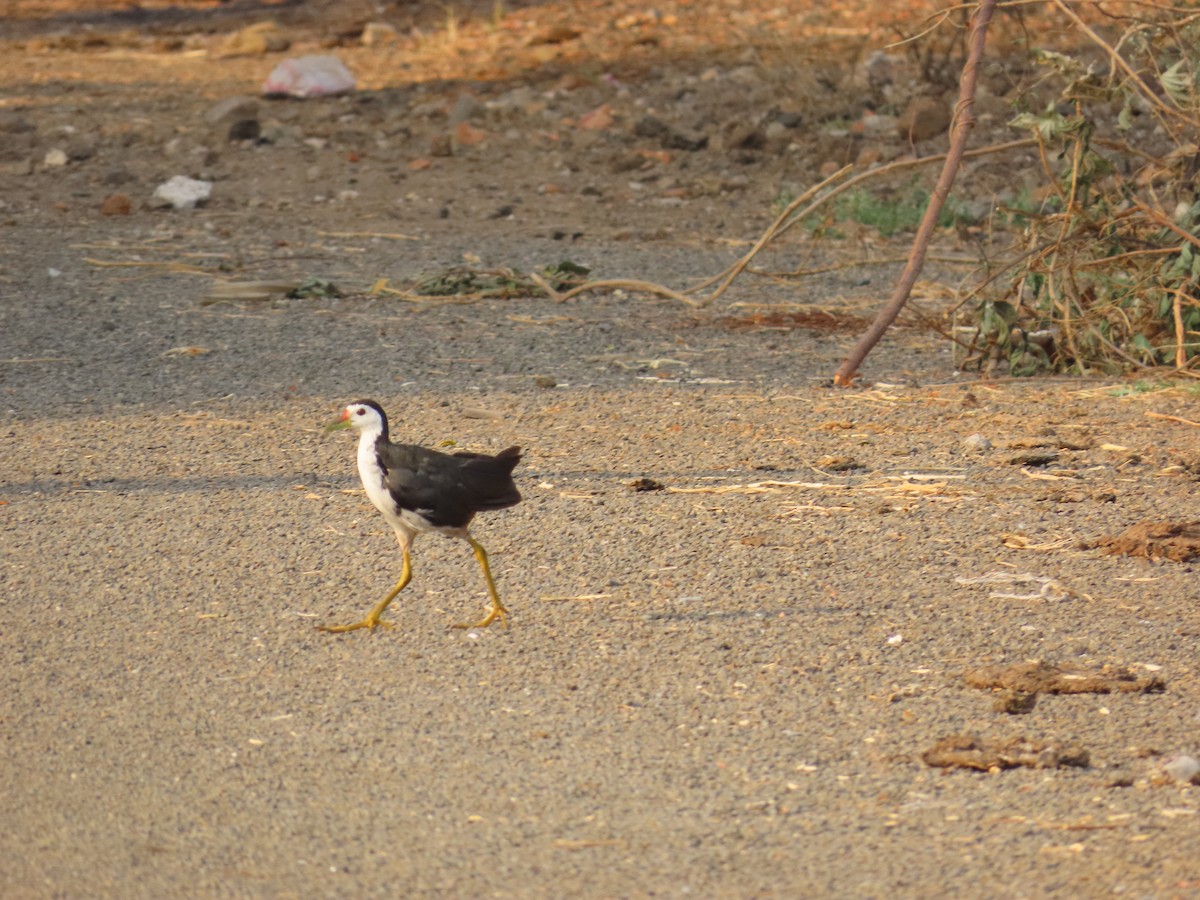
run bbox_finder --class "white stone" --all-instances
[1163,754,1200,784]
[152,175,213,210]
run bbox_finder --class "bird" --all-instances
[319,399,522,633]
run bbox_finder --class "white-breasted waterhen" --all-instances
[319,399,522,633]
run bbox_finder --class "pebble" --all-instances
[227,119,261,142]
[409,99,449,119]
[205,96,259,125]
[100,194,132,216]
[863,51,896,100]
[899,96,952,142]
[963,433,993,453]
[764,121,788,141]
[993,690,1037,714]
[43,148,68,167]
[453,121,487,148]
[0,110,35,133]
[103,168,136,185]
[487,86,537,114]
[855,145,884,167]
[214,22,290,58]
[721,121,766,152]
[527,24,581,46]
[360,22,398,47]
[152,175,212,210]
[262,56,355,98]
[633,116,669,139]
[0,158,33,176]
[1162,754,1200,784]
[448,92,483,126]
[727,65,761,88]
[861,112,898,139]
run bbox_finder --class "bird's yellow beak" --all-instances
[324,409,351,433]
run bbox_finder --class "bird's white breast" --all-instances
[355,430,444,537]
[357,432,397,517]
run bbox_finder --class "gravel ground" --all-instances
[3,1,1200,896]
[5,222,1200,897]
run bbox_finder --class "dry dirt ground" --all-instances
[3,1,1200,897]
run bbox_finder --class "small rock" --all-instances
[100,194,132,216]
[1161,754,1200,784]
[214,21,290,59]
[816,455,862,473]
[43,148,68,167]
[428,133,453,157]
[448,92,483,126]
[206,96,259,125]
[665,130,707,152]
[452,122,487,148]
[860,112,898,138]
[227,119,261,142]
[864,51,896,101]
[360,22,398,47]
[1007,450,1058,467]
[579,104,614,131]
[855,145,884,167]
[103,168,136,185]
[628,118,700,151]
[152,175,212,210]
[629,477,665,492]
[262,56,355,98]
[533,375,557,389]
[0,158,33,176]
[487,86,537,114]
[258,122,299,147]
[727,65,762,88]
[963,433,993,453]
[898,96,952,143]
[764,121,788,141]
[721,121,766,152]
[993,689,1037,715]
[0,110,36,134]
[527,24,581,46]
[633,116,669,140]
[409,99,449,119]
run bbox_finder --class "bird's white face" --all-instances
[343,403,382,430]
[325,402,384,434]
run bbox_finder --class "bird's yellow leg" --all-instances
[318,548,411,634]
[453,537,509,630]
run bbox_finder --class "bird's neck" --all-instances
[356,424,385,478]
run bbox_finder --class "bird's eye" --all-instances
[355,408,366,416]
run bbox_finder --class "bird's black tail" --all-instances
[455,446,522,509]
[492,446,522,474]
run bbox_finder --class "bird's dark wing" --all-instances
[376,442,521,528]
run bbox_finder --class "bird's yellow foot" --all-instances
[453,600,509,630]
[317,617,395,634]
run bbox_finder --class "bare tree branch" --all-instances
[833,0,998,385]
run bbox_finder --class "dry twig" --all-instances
[834,0,998,384]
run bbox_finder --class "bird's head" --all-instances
[325,400,388,436]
